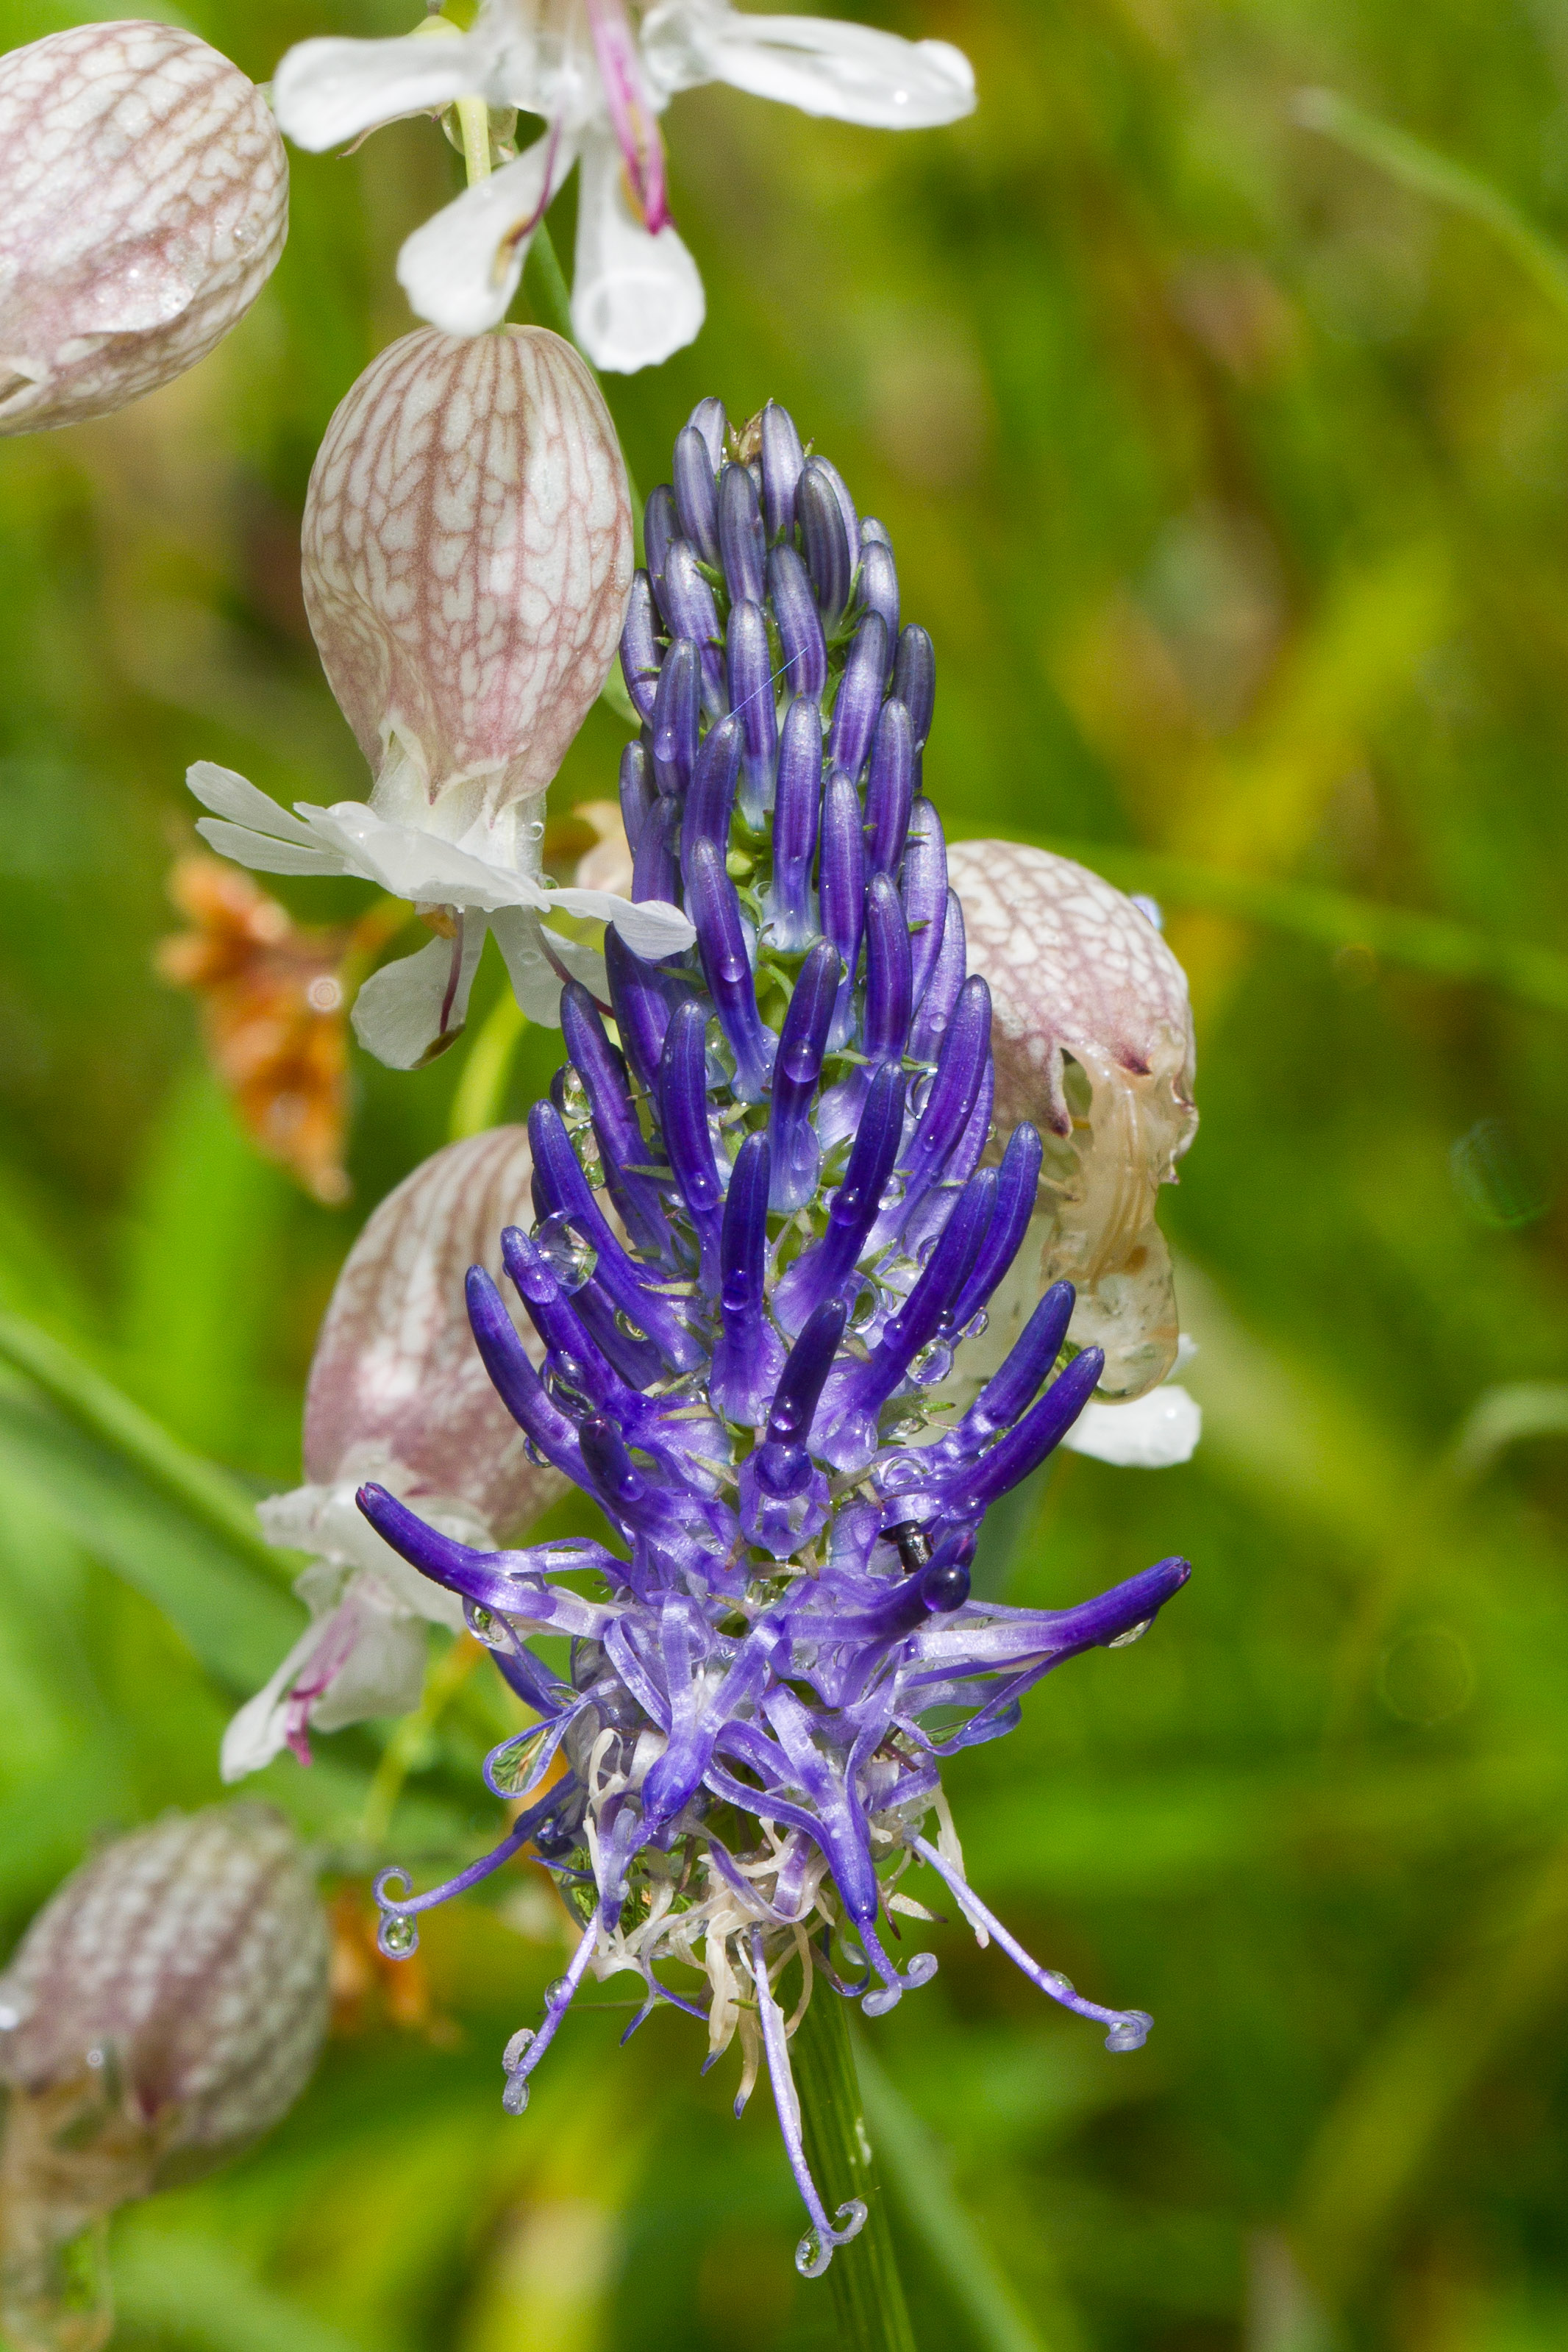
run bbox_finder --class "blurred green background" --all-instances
[3,0,1568,2345]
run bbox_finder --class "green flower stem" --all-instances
[449,987,527,1141]
[0,1311,293,1583]
[991,830,1568,1017]
[792,1985,916,2352]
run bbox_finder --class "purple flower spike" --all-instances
[773,1063,905,1335]
[902,798,949,1006]
[863,872,913,1066]
[726,600,778,828]
[858,531,900,657]
[560,982,671,1263]
[659,1000,726,1289]
[632,791,681,912]
[719,461,766,607]
[827,613,888,781]
[354,403,1192,2278]
[644,483,677,623]
[819,771,867,1051]
[767,544,827,701]
[620,572,663,721]
[687,396,728,470]
[949,1122,1044,1334]
[768,939,839,1213]
[760,400,805,540]
[682,712,742,869]
[865,699,915,878]
[686,837,775,1102]
[711,1131,785,1425]
[619,739,654,857]
[893,622,936,749]
[604,927,676,1093]
[673,424,721,566]
[764,696,823,949]
[662,541,727,719]
[799,458,853,627]
[908,886,967,1065]
[652,636,700,799]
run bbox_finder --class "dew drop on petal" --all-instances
[535,1210,597,1291]
[379,1914,418,1959]
[1108,1617,1152,1648]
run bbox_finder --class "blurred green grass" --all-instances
[3,0,1568,2345]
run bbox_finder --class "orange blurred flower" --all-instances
[157,855,358,1205]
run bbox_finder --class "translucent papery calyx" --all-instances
[302,327,635,819]
[351,396,1193,2271]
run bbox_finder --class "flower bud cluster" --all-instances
[355,400,1191,2275]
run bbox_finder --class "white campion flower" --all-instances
[951,839,1202,1466]
[0,21,288,435]
[189,325,694,1069]
[271,0,976,374]
[222,1127,569,1779]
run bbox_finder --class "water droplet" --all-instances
[546,1976,574,2009]
[910,1341,952,1386]
[379,1914,418,1959]
[535,1210,597,1291]
[527,818,546,841]
[1041,1969,1075,1998]
[614,1311,647,1341]
[884,1417,925,1444]
[502,2072,530,2114]
[847,1277,879,1332]
[794,2230,825,2278]
[524,1436,553,1468]
[85,2045,106,2070]
[962,1310,988,1340]
[1108,1618,1152,1648]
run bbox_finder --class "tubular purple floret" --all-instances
[719,460,766,607]
[892,621,936,749]
[672,424,721,565]
[827,612,888,780]
[876,972,991,1246]
[948,1122,1044,1335]
[710,1131,785,1425]
[765,695,823,947]
[767,543,828,699]
[686,838,775,1102]
[460,1271,588,1480]
[527,1102,706,1370]
[858,532,900,659]
[644,483,677,621]
[862,871,914,1066]
[661,541,726,718]
[908,883,966,1064]
[560,982,671,1261]
[651,635,700,797]
[901,796,949,1004]
[767,938,838,1212]
[798,457,853,626]
[772,1062,905,1336]
[658,999,726,1284]
[603,928,675,1093]
[686,396,728,471]
[939,1280,1077,1462]
[726,599,778,826]
[818,771,866,1052]
[760,400,805,540]
[681,711,742,869]
[929,1344,1106,1517]
[620,576,663,720]
[630,791,680,911]
[865,698,916,877]
[619,738,655,853]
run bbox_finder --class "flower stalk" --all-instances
[792,1985,916,2352]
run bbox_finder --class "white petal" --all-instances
[271,29,482,152]
[571,131,705,374]
[259,1479,468,1626]
[489,905,608,1024]
[544,885,696,958]
[397,137,574,338]
[1063,1385,1202,1469]
[302,802,550,912]
[643,2,975,126]
[194,819,346,877]
[219,1614,328,1782]
[352,924,488,1071]
[188,759,322,844]
[310,1608,427,1733]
